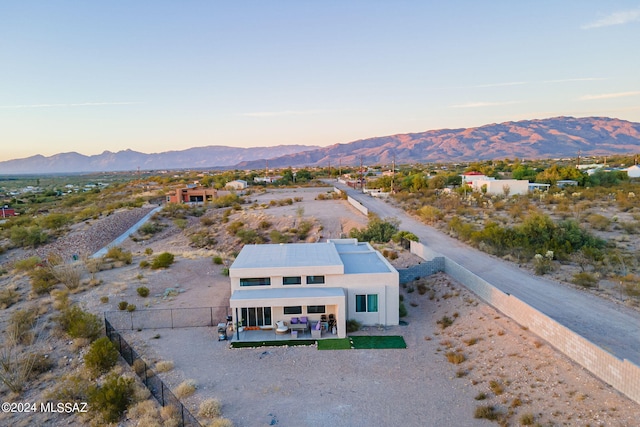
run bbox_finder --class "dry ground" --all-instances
[1,186,639,426]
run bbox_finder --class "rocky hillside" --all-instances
[236,116,640,168]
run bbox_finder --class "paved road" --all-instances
[330,181,640,366]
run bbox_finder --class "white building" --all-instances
[625,165,640,178]
[471,179,530,196]
[228,239,399,339]
[225,180,247,190]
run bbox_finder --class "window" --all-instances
[306,275,325,284]
[284,306,302,315]
[283,276,301,285]
[307,305,326,314]
[356,294,378,312]
[240,278,271,287]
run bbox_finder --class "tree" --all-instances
[349,216,399,243]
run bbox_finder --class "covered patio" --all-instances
[229,287,347,340]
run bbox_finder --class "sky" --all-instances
[1,1,640,162]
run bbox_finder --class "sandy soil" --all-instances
[1,186,639,426]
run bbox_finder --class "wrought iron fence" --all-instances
[105,318,202,427]
[105,306,230,331]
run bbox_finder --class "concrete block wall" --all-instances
[347,196,368,216]
[398,258,445,284]
[409,242,640,405]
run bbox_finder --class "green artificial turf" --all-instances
[230,339,315,349]
[316,338,353,350]
[350,335,407,349]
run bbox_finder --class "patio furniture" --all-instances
[290,317,299,324]
[275,320,289,334]
[290,322,309,333]
[291,330,298,339]
[311,321,322,339]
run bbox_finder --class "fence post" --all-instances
[181,404,185,427]
[161,382,164,406]
[171,309,174,329]
[210,307,213,327]
[131,311,134,330]
[118,334,122,352]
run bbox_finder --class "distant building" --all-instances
[1,206,16,218]
[471,179,529,196]
[461,172,494,186]
[225,180,247,190]
[625,165,640,178]
[557,180,578,188]
[166,186,217,204]
[254,176,282,184]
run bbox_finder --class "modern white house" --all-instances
[228,239,399,339]
[225,180,248,190]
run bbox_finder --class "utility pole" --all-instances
[359,156,364,191]
[577,150,581,169]
[391,154,396,194]
[339,158,342,180]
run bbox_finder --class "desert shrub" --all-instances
[84,337,119,377]
[399,302,408,318]
[105,246,133,264]
[155,360,174,373]
[520,413,535,425]
[39,212,73,230]
[269,230,291,243]
[258,220,271,229]
[51,288,70,311]
[212,256,224,265]
[437,315,453,329]
[139,222,163,236]
[29,352,54,378]
[52,263,83,291]
[10,226,49,248]
[221,267,229,276]
[346,319,362,333]
[89,373,135,423]
[29,267,58,295]
[533,251,554,275]
[137,286,150,297]
[349,217,399,243]
[445,351,466,364]
[296,221,313,240]
[190,232,217,248]
[392,230,419,243]
[144,247,154,255]
[572,271,598,288]
[175,379,197,398]
[474,405,499,420]
[127,304,137,312]
[417,283,429,295]
[489,380,504,395]
[0,288,20,309]
[140,260,150,268]
[47,373,91,402]
[173,218,188,229]
[151,252,175,269]
[56,305,101,341]
[586,213,610,231]
[14,256,42,272]
[236,229,263,244]
[198,398,222,418]
[474,392,486,400]
[209,418,235,427]
[100,296,109,303]
[418,205,443,224]
[118,301,129,310]
[8,309,37,345]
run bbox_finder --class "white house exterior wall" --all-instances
[472,179,529,195]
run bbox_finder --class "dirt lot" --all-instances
[1,186,639,426]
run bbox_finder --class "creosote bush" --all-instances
[118,301,129,310]
[89,373,135,423]
[137,286,150,297]
[56,305,101,341]
[29,267,58,295]
[104,246,133,264]
[346,319,362,333]
[84,337,119,377]
[151,252,175,269]
[474,405,499,420]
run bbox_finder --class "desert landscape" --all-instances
[1,186,639,426]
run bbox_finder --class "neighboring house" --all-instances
[471,179,529,196]
[254,176,282,184]
[228,238,399,339]
[166,186,217,203]
[1,206,16,218]
[461,171,493,186]
[625,165,640,178]
[556,180,578,188]
[225,180,247,190]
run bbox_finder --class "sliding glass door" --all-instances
[240,307,272,327]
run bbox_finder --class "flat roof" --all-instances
[231,243,343,270]
[230,240,396,276]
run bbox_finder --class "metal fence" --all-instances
[105,306,230,331]
[105,318,202,427]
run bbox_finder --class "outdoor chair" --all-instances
[275,320,289,334]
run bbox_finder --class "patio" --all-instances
[227,326,340,342]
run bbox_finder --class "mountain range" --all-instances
[2,116,640,174]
